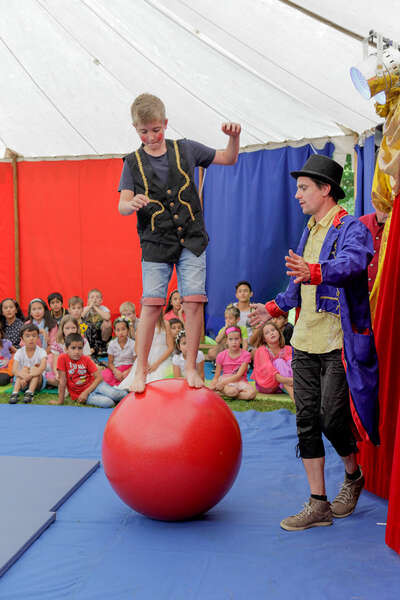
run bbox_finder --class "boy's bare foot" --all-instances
[50,399,64,405]
[186,369,204,389]
[130,370,146,393]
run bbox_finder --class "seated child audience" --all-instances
[82,289,112,357]
[209,326,256,400]
[252,321,293,400]
[26,298,58,350]
[0,298,25,347]
[169,318,184,340]
[102,317,136,386]
[54,333,128,407]
[119,312,173,390]
[172,330,204,380]
[9,323,47,404]
[0,323,16,386]
[207,304,248,361]
[271,314,293,346]
[46,315,91,386]
[68,296,88,337]
[234,280,253,340]
[164,290,185,322]
[119,301,139,338]
[47,292,68,325]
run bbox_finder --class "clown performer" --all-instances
[119,93,240,392]
[250,154,379,532]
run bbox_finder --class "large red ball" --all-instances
[102,379,242,521]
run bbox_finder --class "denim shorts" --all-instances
[141,248,207,305]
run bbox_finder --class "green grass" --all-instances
[0,388,295,413]
[225,396,295,413]
[0,391,89,406]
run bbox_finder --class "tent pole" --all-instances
[353,147,358,213]
[6,149,20,303]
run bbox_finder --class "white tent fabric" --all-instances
[0,0,395,158]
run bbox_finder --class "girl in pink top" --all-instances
[252,321,294,400]
[209,326,256,400]
[164,290,185,322]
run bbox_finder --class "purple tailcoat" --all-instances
[274,210,380,445]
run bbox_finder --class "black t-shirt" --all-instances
[118,139,215,192]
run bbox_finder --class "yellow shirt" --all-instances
[291,204,343,354]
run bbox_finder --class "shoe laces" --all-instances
[335,480,354,503]
[295,502,313,520]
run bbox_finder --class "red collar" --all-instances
[333,208,348,228]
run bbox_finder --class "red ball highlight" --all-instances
[102,379,242,521]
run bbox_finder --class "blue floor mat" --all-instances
[0,404,398,599]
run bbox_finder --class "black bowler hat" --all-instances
[290,155,345,200]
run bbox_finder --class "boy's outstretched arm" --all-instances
[213,122,241,166]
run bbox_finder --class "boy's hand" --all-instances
[77,391,88,404]
[129,194,150,212]
[221,122,241,137]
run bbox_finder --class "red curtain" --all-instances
[0,163,15,300]
[9,158,176,317]
[358,194,400,554]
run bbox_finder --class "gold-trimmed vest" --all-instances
[124,139,209,263]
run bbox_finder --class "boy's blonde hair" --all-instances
[131,93,166,126]
[120,301,135,313]
[225,304,241,321]
[88,288,102,299]
[68,296,83,308]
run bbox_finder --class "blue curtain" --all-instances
[354,134,376,217]
[203,142,334,336]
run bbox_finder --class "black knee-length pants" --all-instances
[292,348,357,459]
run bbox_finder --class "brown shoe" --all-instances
[331,469,365,518]
[280,497,333,531]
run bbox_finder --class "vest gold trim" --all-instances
[173,140,195,222]
[134,150,165,231]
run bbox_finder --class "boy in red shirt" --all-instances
[54,333,128,407]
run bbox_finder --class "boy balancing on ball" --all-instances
[119,93,241,392]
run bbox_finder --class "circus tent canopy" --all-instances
[1,0,396,158]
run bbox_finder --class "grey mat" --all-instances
[0,456,99,577]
